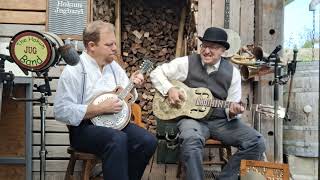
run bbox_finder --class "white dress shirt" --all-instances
[54,51,136,126]
[150,55,242,120]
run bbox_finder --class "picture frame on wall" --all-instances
[46,0,93,40]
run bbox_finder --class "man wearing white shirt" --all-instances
[150,27,265,180]
[54,20,157,180]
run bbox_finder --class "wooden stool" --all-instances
[176,138,232,178]
[65,103,143,180]
[65,147,101,180]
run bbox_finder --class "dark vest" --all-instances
[183,54,233,119]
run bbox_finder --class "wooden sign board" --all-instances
[240,160,289,180]
[46,0,92,40]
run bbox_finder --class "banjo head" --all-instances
[91,93,131,130]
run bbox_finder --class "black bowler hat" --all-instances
[199,27,230,50]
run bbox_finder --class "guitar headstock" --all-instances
[140,59,153,74]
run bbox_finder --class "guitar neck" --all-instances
[195,98,259,112]
[118,81,135,100]
[117,59,153,100]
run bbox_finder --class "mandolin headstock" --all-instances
[139,59,153,74]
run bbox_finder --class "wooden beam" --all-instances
[240,0,254,45]
[175,6,187,57]
[0,0,46,11]
[229,0,240,33]
[211,0,225,28]
[197,0,212,51]
[115,0,121,55]
[254,0,284,163]
[0,10,46,24]
[0,24,45,37]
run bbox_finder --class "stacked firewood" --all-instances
[93,0,115,22]
[121,0,183,132]
[92,0,194,133]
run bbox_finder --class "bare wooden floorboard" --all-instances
[165,164,178,180]
[142,154,154,180]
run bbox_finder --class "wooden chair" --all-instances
[64,103,144,180]
[176,138,232,179]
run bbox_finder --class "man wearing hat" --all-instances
[150,27,266,180]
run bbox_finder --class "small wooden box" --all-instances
[240,160,289,180]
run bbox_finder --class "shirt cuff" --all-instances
[70,104,88,126]
[161,82,174,96]
[225,108,239,121]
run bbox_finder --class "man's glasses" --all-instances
[200,43,224,50]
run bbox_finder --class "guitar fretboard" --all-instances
[195,98,258,112]
[196,98,231,108]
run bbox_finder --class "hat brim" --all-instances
[199,37,230,50]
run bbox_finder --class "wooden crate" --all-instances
[240,160,290,180]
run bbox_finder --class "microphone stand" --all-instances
[1,54,51,179]
[11,70,52,180]
[284,48,298,121]
[267,45,283,163]
[0,55,15,121]
[273,53,282,162]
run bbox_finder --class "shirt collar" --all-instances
[82,51,108,72]
[201,58,221,70]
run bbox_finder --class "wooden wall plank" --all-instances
[33,119,68,132]
[33,146,69,158]
[197,0,212,41]
[33,172,81,180]
[33,105,54,118]
[0,24,45,37]
[240,0,255,45]
[32,160,82,172]
[0,37,11,43]
[47,65,64,78]
[0,0,46,11]
[33,133,69,145]
[211,0,225,28]
[0,10,46,24]
[229,0,240,33]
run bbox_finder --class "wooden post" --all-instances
[197,0,225,51]
[175,6,187,57]
[115,0,121,55]
[254,0,284,163]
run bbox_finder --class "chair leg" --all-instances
[226,147,232,161]
[81,159,97,180]
[65,154,77,180]
[176,161,181,178]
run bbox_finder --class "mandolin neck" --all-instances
[118,81,135,100]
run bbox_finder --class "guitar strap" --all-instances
[110,64,120,86]
[79,59,87,104]
[79,59,119,104]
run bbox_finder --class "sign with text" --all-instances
[47,0,91,40]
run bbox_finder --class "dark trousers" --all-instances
[69,121,157,180]
[178,118,266,180]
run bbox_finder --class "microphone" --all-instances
[268,45,282,57]
[58,44,80,66]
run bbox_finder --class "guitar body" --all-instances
[90,86,133,130]
[153,80,213,120]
